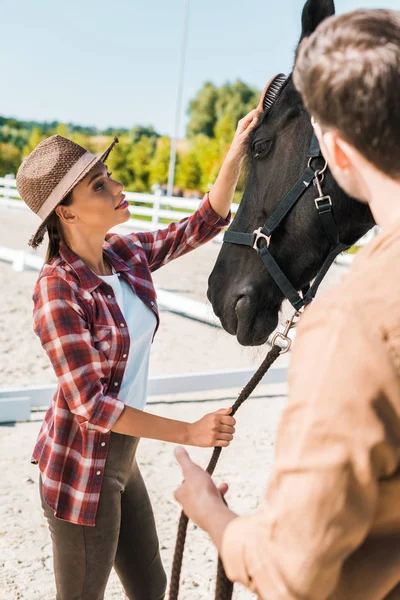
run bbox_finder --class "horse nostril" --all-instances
[236,286,256,304]
[235,294,251,317]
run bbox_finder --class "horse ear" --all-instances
[299,0,335,41]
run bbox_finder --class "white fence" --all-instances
[0,176,239,239]
[0,363,288,423]
[0,176,377,254]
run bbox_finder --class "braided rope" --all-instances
[169,344,282,600]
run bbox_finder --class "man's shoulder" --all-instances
[301,272,364,325]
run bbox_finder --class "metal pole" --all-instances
[167,0,190,197]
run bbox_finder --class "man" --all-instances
[173,9,400,600]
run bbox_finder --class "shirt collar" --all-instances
[59,239,131,293]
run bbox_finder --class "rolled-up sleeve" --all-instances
[220,305,393,600]
[32,275,125,433]
[134,192,231,271]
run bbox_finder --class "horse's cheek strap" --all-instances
[258,246,305,311]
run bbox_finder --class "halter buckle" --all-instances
[253,227,271,250]
[315,195,332,209]
[271,310,301,354]
[272,332,292,354]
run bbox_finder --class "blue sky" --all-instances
[1,0,398,137]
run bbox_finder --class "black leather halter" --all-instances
[223,74,349,312]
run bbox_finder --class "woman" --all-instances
[17,107,260,600]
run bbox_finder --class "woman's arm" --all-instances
[116,108,261,272]
[111,405,236,448]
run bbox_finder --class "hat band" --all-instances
[37,151,97,220]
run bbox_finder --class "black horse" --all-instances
[207,0,375,347]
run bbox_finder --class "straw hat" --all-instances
[16,134,119,249]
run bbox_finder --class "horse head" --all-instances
[207,0,374,346]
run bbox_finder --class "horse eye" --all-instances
[254,139,273,159]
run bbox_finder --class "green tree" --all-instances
[149,137,173,186]
[22,127,46,158]
[55,123,69,137]
[175,149,202,190]
[70,132,97,153]
[128,136,155,192]
[214,113,236,151]
[187,82,218,138]
[215,80,259,126]
[130,125,160,144]
[104,135,134,188]
[0,143,22,176]
[187,79,259,140]
[189,134,220,190]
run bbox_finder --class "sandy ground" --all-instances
[0,205,348,599]
[1,396,286,600]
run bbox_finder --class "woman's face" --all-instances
[56,161,130,236]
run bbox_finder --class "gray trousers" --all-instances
[39,432,167,600]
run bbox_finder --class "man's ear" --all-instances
[320,130,352,172]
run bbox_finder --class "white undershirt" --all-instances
[97,265,157,410]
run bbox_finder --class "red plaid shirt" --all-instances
[31,193,230,526]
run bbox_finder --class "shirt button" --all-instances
[117,273,121,277]
[120,323,125,327]
[107,294,112,299]
[114,381,119,386]
[101,442,106,447]
[122,353,127,358]
[150,301,154,306]
[96,470,101,475]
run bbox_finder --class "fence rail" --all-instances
[0,362,288,423]
[0,176,377,252]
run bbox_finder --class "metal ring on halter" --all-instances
[253,227,271,250]
[308,156,328,175]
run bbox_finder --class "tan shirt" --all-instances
[221,218,400,600]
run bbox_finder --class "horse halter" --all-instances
[224,73,349,318]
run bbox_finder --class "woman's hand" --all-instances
[187,407,236,447]
[228,108,263,161]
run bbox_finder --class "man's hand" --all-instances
[174,446,236,545]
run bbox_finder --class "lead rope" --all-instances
[169,315,299,600]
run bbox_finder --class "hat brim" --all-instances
[29,136,118,247]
